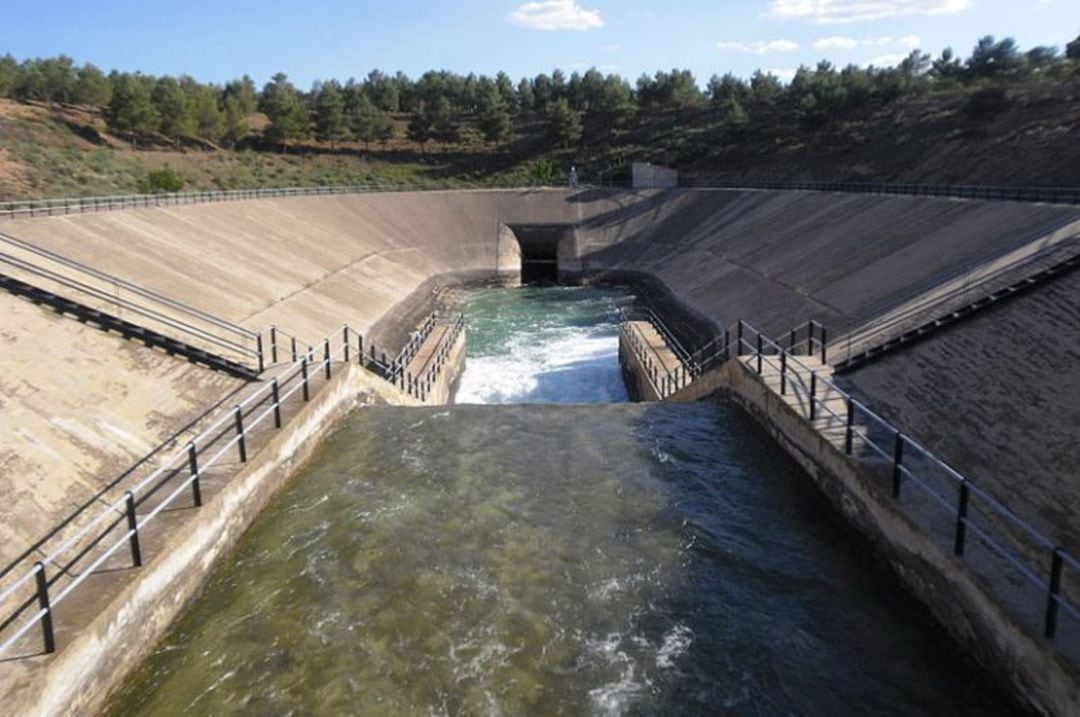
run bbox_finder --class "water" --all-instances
[454,286,630,404]
[105,287,1019,715]
[106,403,1013,716]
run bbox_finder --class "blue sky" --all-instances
[4,0,1079,87]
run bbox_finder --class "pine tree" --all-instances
[546,98,582,149]
[478,87,512,144]
[430,96,460,148]
[73,64,112,107]
[221,96,250,147]
[261,73,310,152]
[351,93,393,149]
[313,80,348,147]
[0,54,17,98]
[407,109,432,149]
[152,77,194,144]
[106,73,159,145]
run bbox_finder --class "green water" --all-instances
[106,403,1014,716]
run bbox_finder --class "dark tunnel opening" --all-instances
[508,225,570,285]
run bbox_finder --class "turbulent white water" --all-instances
[454,286,630,404]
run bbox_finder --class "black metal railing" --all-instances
[618,317,693,399]
[0,181,584,220]
[681,177,1080,206]
[0,231,264,371]
[0,312,467,658]
[692,318,1080,661]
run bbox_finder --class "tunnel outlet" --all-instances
[499,224,578,285]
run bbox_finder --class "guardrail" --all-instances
[693,318,1080,662]
[681,177,1080,206]
[0,312,466,658]
[618,316,692,399]
[0,181,578,220]
[0,231,264,371]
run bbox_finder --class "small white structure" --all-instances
[631,162,678,189]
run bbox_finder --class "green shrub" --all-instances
[138,167,184,194]
[963,87,1011,121]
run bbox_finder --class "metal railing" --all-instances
[681,177,1080,206]
[618,317,692,399]
[0,313,467,657]
[0,181,577,221]
[392,313,466,402]
[693,319,1080,660]
[0,231,263,370]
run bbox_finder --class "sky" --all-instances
[4,0,1079,87]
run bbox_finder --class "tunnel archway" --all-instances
[497,224,578,285]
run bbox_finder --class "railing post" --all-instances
[342,325,350,363]
[892,433,905,498]
[301,358,309,401]
[34,562,55,654]
[271,378,282,428]
[188,442,202,507]
[780,351,787,395]
[234,406,247,463]
[270,326,278,364]
[1045,548,1064,639]
[737,321,743,357]
[809,371,817,420]
[820,327,827,364]
[845,398,855,454]
[358,334,364,365]
[125,491,143,567]
[756,334,763,374]
[324,339,332,379]
[806,320,813,356]
[954,481,970,556]
[256,333,264,373]
[291,336,298,363]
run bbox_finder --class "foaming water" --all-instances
[107,404,1014,716]
[454,286,630,404]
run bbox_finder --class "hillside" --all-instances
[1,77,1079,200]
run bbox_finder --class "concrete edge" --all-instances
[18,365,410,717]
[707,359,1078,717]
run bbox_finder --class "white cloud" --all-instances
[768,0,970,25]
[508,0,604,31]
[866,53,910,67]
[717,39,800,55]
[766,67,799,82]
[813,34,921,49]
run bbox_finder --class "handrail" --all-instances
[0,250,258,360]
[0,181,579,221]
[681,177,1080,206]
[0,313,468,657]
[618,318,692,399]
[716,318,1080,654]
[0,231,264,370]
[0,231,256,340]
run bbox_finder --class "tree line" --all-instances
[1,32,1078,153]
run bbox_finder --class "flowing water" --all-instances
[106,287,1015,716]
[454,286,630,404]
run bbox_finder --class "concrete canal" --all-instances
[105,287,1015,716]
